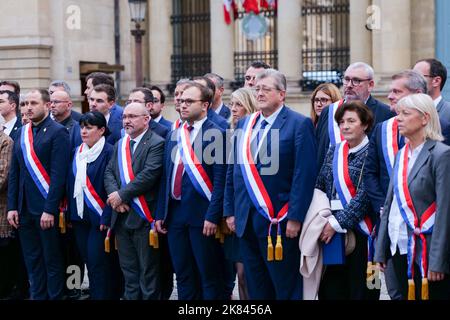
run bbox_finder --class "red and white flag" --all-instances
[243,0,259,14]
[261,0,277,10]
[223,0,238,24]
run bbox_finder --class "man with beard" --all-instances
[315,62,394,169]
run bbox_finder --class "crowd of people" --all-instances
[0,58,449,300]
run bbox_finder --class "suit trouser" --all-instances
[387,252,450,300]
[239,214,302,300]
[167,223,225,300]
[115,221,161,300]
[60,224,84,296]
[0,235,29,298]
[72,221,111,300]
[158,234,174,300]
[18,211,64,300]
[319,231,380,300]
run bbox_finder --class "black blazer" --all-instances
[104,128,165,230]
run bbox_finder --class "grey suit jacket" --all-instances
[104,128,165,230]
[375,139,450,274]
[437,98,450,121]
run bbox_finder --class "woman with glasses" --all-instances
[315,101,379,300]
[375,94,450,300]
[310,83,342,127]
[67,111,114,300]
[223,88,257,300]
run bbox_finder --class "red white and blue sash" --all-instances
[20,123,50,198]
[333,141,375,260]
[381,117,400,176]
[328,99,345,146]
[238,112,288,234]
[172,119,182,131]
[393,145,435,280]
[72,145,106,216]
[177,123,213,201]
[117,136,153,223]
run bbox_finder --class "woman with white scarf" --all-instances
[67,111,114,300]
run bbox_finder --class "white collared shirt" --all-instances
[154,115,162,123]
[328,136,369,233]
[171,116,208,199]
[130,129,148,153]
[105,113,111,124]
[3,116,17,137]
[251,105,284,155]
[434,96,442,108]
[215,103,223,115]
[388,141,425,256]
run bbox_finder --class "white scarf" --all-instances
[73,137,105,218]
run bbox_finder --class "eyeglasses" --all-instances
[178,99,204,106]
[343,77,372,86]
[313,97,332,105]
[122,114,148,120]
[252,86,280,94]
[50,100,69,105]
[126,99,147,105]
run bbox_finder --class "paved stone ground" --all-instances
[82,265,390,300]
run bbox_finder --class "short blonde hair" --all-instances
[397,93,443,141]
[230,88,257,128]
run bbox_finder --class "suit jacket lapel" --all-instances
[408,140,435,186]
[132,129,151,163]
[258,106,288,160]
[436,100,444,114]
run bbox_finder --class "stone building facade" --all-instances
[0,0,448,120]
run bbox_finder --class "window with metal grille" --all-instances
[232,5,278,90]
[300,0,350,91]
[170,0,211,93]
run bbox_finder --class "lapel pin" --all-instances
[44,128,47,133]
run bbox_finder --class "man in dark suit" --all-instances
[128,88,169,139]
[0,90,21,140]
[104,102,165,300]
[205,73,231,121]
[224,69,317,299]
[89,84,123,145]
[193,76,229,130]
[49,80,82,121]
[155,82,227,300]
[315,62,394,169]
[414,58,450,120]
[7,89,70,300]
[147,85,172,129]
[50,90,82,150]
[85,72,123,117]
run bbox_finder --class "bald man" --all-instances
[104,103,165,300]
[50,90,81,149]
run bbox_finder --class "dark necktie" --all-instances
[173,126,194,199]
[129,139,136,155]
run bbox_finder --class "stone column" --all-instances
[372,0,411,91]
[210,0,234,82]
[277,0,302,91]
[349,0,372,64]
[148,0,173,87]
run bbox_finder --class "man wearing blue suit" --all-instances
[193,76,229,130]
[205,73,231,121]
[128,88,169,139]
[7,89,70,300]
[224,69,317,300]
[0,90,21,140]
[89,84,123,145]
[148,85,173,130]
[85,72,123,117]
[155,82,227,300]
[315,62,394,169]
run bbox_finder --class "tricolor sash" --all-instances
[172,119,182,131]
[120,128,126,138]
[177,122,213,201]
[72,145,106,216]
[328,99,345,146]
[333,141,375,261]
[393,144,435,299]
[381,117,401,176]
[238,112,288,261]
[117,136,153,223]
[20,123,50,198]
